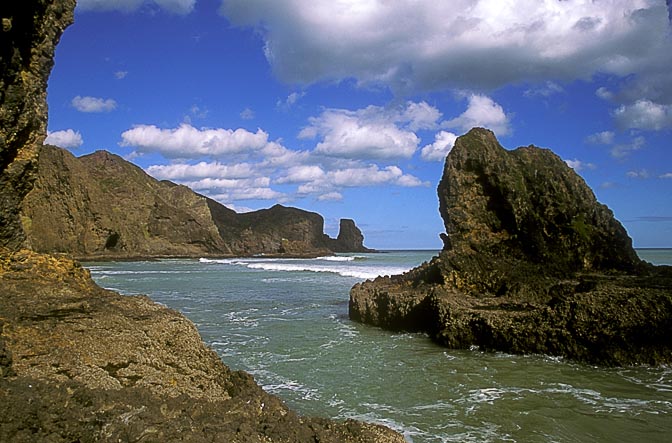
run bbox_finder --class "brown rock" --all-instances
[350,128,672,366]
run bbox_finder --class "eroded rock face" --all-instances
[22,145,372,258]
[0,250,404,442]
[350,128,672,366]
[1,2,401,441]
[330,219,374,253]
[0,0,75,249]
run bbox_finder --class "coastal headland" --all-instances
[0,1,401,441]
[350,128,672,366]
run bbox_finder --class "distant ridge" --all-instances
[21,145,372,259]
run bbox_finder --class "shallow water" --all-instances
[86,249,672,442]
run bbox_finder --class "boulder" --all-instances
[350,128,672,366]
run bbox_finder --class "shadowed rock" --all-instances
[350,128,672,366]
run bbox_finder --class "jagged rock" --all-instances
[329,219,374,253]
[350,128,672,366]
[0,249,404,443]
[0,0,75,249]
[21,145,372,258]
[0,1,401,441]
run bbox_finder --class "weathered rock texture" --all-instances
[0,249,404,442]
[0,1,401,441]
[21,145,371,259]
[0,0,75,249]
[350,128,672,366]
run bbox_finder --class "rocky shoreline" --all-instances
[0,2,402,441]
[350,128,672,367]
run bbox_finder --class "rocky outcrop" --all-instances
[350,128,672,366]
[329,219,374,253]
[0,0,75,249]
[0,249,404,442]
[1,1,401,441]
[21,145,372,258]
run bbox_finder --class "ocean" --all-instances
[85,249,672,443]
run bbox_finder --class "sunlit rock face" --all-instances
[350,128,672,367]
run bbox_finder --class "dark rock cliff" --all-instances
[350,128,672,366]
[0,2,401,441]
[21,145,372,258]
[0,0,74,249]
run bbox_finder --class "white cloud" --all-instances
[585,131,615,145]
[221,0,669,94]
[72,95,117,113]
[626,169,650,179]
[660,173,672,179]
[613,99,672,130]
[44,129,83,149]
[595,86,614,100]
[444,95,511,135]
[565,158,595,172]
[146,162,255,180]
[277,91,306,109]
[299,102,441,160]
[120,123,273,158]
[114,70,128,79]
[421,131,457,162]
[296,164,427,196]
[318,192,343,201]
[524,81,564,98]
[240,107,255,120]
[78,0,195,14]
[611,136,646,158]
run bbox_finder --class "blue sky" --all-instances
[45,0,672,249]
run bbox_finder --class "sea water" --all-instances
[85,250,672,443]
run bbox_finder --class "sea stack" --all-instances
[350,128,672,366]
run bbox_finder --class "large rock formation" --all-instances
[350,128,672,366]
[0,1,401,441]
[21,145,371,258]
[0,249,403,442]
[0,0,74,249]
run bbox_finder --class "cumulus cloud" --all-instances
[444,95,511,135]
[565,158,595,172]
[277,91,306,110]
[421,131,458,162]
[240,107,255,120]
[611,136,646,158]
[613,99,672,130]
[221,0,669,94]
[72,95,117,113]
[133,119,428,205]
[299,101,442,160]
[120,123,273,158]
[626,169,650,179]
[296,165,427,196]
[44,129,83,149]
[585,131,615,145]
[78,0,195,14]
[146,162,256,180]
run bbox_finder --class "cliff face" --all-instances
[0,0,75,249]
[350,128,672,366]
[21,145,371,258]
[0,2,402,441]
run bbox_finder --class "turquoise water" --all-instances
[86,250,672,443]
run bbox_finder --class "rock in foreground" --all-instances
[0,249,404,443]
[350,128,672,366]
